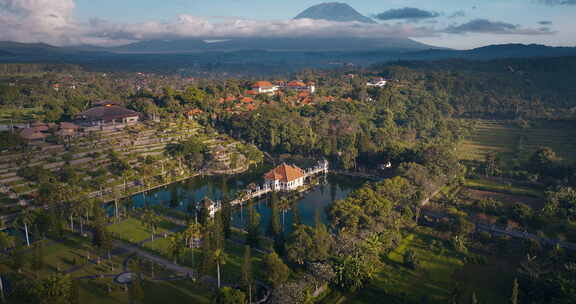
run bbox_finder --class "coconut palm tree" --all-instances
[213,248,228,289]
[168,234,184,264]
[185,223,203,249]
[17,209,35,247]
[141,209,160,241]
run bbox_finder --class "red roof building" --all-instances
[251,81,278,95]
[264,163,306,191]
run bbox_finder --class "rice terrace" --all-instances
[459,119,576,166]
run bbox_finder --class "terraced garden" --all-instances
[458,119,576,166]
[0,118,259,215]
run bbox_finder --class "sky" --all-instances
[1,0,575,49]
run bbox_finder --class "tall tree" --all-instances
[246,200,260,248]
[312,209,332,262]
[17,209,35,247]
[31,241,45,276]
[511,278,519,304]
[199,227,214,277]
[286,224,314,265]
[221,200,232,239]
[263,252,290,288]
[213,248,228,289]
[241,246,253,303]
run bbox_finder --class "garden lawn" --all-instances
[19,235,89,277]
[345,231,466,304]
[453,255,517,304]
[143,237,267,282]
[75,277,212,304]
[107,217,183,243]
[465,178,543,198]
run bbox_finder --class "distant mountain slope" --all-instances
[201,37,434,52]
[402,44,576,61]
[0,50,12,56]
[294,2,377,24]
[111,39,209,53]
[103,37,436,53]
[0,41,108,56]
[0,41,66,56]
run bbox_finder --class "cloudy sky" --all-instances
[1,0,575,49]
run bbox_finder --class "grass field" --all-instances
[107,218,183,243]
[341,228,512,304]
[465,178,543,198]
[143,237,267,282]
[345,232,464,304]
[458,120,576,165]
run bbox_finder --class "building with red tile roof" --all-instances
[184,109,204,120]
[286,80,316,94]
[264,163,305,191]
[251,81,278,95]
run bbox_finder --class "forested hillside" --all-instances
[372,56,576,119]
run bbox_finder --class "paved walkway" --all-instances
[114,241,195,276]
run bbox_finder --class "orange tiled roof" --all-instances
[245,90,258,95]
[288,81,306,87]
[240,97,254,103]
[297,91,310,98]
[264,163,305,183]
[185,109,204,116]
[252,81,274,88]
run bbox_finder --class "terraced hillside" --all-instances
[458,120,576,166]
[0,119,261,215]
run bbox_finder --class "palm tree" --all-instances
[185,223,202,248]
[78,199,93,235]
[278,198,291,230]
[67,202,78,232]
[17,209,35,247]
[213,248,228,289]
[142,209,160,241]
[168,234,184,264]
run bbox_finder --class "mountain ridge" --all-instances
[401,43,576,60]
[294,2,376,24]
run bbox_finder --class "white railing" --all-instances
[210,160,329,216]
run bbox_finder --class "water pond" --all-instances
[116,165,368,232]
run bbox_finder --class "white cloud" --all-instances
[91,15,436,41]
[0,0,79,44]
[0,0,558,47]
[0,0,438,46]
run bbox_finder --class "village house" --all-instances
[251,81,278,95]
[286,80,316,94]
[18,127,48,142]
[184,108,204,120]
[55,122,81,138]
[264,163,306,191]
[76,101,140,127]
[367,77,388,88]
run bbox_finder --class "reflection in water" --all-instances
[118,166,367,233]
